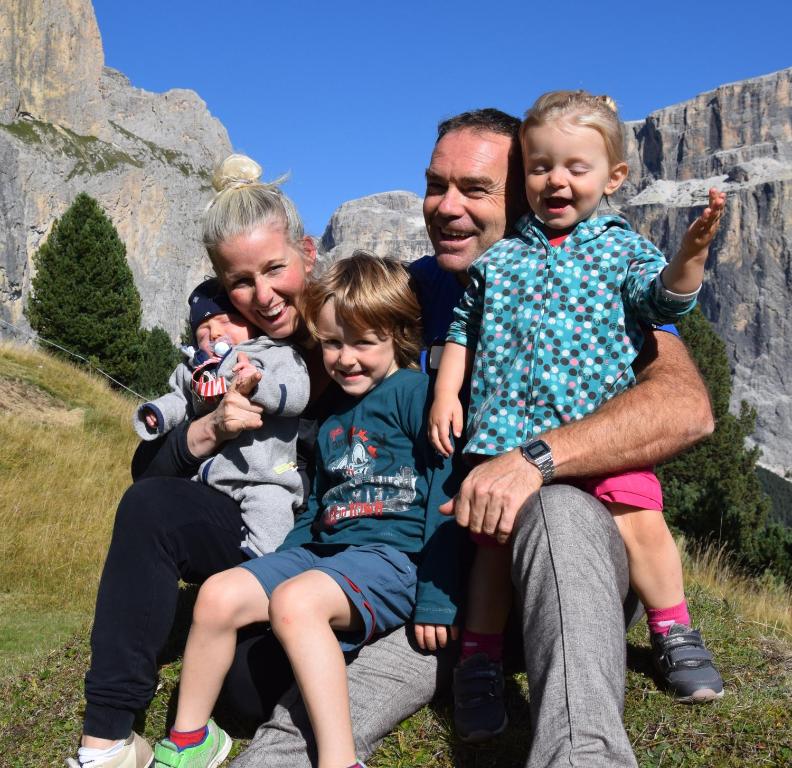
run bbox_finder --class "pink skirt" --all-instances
[579,468,663,511]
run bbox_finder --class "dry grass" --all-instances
[680,538,792,639]
[0,342,137,619]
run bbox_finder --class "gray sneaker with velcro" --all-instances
[453,653,508,742]
[651,624,724,703]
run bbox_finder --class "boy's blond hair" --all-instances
[520,90,626,166]
[302,251,422,370]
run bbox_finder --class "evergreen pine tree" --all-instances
[26,193,142,385]
[131,326,183,400]
[658,308,791,578]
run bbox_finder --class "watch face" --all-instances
[525,441,549,460]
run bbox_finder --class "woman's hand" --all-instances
[186,372,264,458]
[413,623,459,651]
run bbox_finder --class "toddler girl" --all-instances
[152,253,462,768]
[429,90,725,740]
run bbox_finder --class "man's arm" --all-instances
[445,330,714,542]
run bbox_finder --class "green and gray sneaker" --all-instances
[153,720,231,768]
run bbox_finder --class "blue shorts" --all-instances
[239,542,417,651]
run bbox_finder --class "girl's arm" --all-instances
[661,188,725,294]
[428,342,473,457]
[624,189,725,325]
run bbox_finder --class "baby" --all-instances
[134,277,310,556]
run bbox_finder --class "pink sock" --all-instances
[646,599,690,636]
[168,725,208,751]
[461,629,503,661]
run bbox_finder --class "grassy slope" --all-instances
[0,343,137,672]
[1,584,789,768]
[0,343,790,766]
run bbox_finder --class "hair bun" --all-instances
[212,154,263,193]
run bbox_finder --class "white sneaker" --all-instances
[66,732,153,768]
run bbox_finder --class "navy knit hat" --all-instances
[188,278,237,338]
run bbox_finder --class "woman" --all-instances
[68,154,328,768]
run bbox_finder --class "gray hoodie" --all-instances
[133,336,310,555]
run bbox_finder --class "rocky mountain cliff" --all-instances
[0,0,230,339]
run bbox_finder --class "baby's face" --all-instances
[195,313,257,355]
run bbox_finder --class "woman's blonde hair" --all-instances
[202,153,304,263]
[520,90,626,166]
[302,251,423,370]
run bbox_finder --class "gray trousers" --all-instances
[230,485,638,768]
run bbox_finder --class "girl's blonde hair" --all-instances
[520,90,626,166]
[202,153,304,263]
[302,251,423,370]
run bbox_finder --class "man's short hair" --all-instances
[436,108,521,144]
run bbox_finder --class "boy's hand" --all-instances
[414,623,459,651]
[428,393,463,458]
[232,351,261,390]
[681,188,726,259]
[142,407,158,430]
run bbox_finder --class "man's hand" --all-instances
[428,392,463,457]
[413,623,459,651]
[440,449,543,543]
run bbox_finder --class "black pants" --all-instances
[84,476,287,738]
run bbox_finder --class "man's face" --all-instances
[423,128,512,275]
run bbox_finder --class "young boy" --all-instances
[133,277,310,556]
[151,254,464,768]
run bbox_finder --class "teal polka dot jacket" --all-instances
[446,213,697,456]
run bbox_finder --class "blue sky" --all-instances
[92,0,791,235]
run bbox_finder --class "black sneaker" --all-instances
[651,624,724,703]
[453,653,508,742]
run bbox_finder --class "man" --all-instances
[232,110,714,768]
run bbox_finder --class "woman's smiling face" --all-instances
[212,225,316,339]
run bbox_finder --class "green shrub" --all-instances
[131,326,183,399]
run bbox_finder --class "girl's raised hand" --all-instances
[681,188,726,257]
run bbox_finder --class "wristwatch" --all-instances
[520,439,555,484]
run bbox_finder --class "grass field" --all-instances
[0,342,138,674]
[0,343,790,766]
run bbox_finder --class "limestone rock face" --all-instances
[0,0,231,340]
[0,0,106,134]
[319,191,432,266]
[615,68,792,475]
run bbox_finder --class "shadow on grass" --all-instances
[626,641,654,677]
